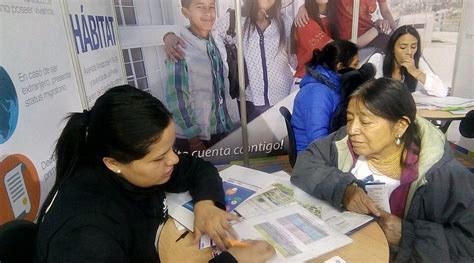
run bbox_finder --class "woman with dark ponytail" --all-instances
[292,78,474,262]
[34,85,275,263]
[291,39,359,152]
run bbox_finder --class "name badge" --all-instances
[365,182,390,213]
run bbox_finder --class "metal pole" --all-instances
[234,0,250,166]
[351,0,360,44]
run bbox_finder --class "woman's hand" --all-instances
[294,4,309,27]
[192,200,240,250]
[163,32,186,62]
[373,19,391,34]
[399,56,418,75]
[400,56,426,83]
[376,210,402,246]
[342,185,381,216]
[227,240,276,263]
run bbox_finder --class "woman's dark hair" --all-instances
[242,0,286,49]
[38,85,172,221]
[290,0,338,54]
[307,39,358,72]
[350,78,421,163]
[382,25,422,92]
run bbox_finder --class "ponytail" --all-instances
[306,48,326,71]
[37,110,89,222]
[55,110,91,183]
[306,40,358,72]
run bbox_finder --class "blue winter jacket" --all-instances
[291,65,341,152]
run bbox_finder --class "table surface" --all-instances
[158,218,389,263]
[417,107,472,120]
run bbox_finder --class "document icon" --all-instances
[4,163,31,219]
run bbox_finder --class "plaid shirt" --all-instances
[166,36,234,139]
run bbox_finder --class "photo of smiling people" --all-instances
[165,0,295,123]
[161,0,296,158]
[113,0,465,162]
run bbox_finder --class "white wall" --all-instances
[452,0,474,99]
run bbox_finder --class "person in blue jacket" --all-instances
[291,40,358,152]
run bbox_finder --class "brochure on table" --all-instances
[167,166,373,235]
[166,165,274,231]
[236,173,374,235]
[232,203,352,263]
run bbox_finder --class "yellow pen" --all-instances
[227,239,249,248]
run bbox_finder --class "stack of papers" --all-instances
[413,92,474,109]
[166,165,370,262]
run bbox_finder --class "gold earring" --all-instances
[395,135,401,146]
[116,170,121,174]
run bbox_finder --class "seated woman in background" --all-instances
[34,85,275,263]
[291,40,358,152]
[368,25,448,97]
[291,78,474,261]
[291,0,335,79]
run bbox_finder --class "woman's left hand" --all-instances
[192,200,240,250]
[376,210,402,246]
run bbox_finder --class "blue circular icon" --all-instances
[0,66,19,144]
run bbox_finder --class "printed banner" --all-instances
[0,0,83,223]
[65,0,125,106]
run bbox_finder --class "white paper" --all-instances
[236,178,374,234]
[173,219,186,231]
[232,203,352,263]
[166,196,194,231]
[324,256,347,263]
[166,165,275,231]
[235,185,295,218]
[412,92,474,108]
[365,183,391,212]
[199,235,212,249]
[219,165,277,191]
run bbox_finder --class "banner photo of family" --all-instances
[115,0,464,162]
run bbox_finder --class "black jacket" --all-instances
[34,154,236,263]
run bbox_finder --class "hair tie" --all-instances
[82,109,90,142]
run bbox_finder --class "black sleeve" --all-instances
[162,153,225,208]
[47,226,127,263]
[209,251,238,263]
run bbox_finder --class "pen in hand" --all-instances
[226,239,249,248]
[175,230,190,242]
